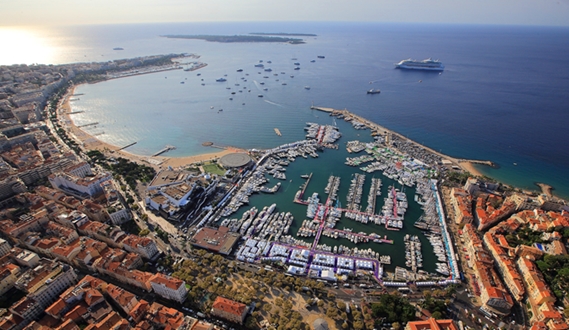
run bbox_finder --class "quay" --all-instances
[77,122,99,128]
[274,128,282,136]
[310,105,495,168]
[153,145,176,157]
[117,141,137,151]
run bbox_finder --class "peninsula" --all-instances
[161,34,306,44]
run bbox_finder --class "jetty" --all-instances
[153,145,176,157]
[310,105,495,169]
[294,173,313,202]
[274,128,282,136]
[117,142,137,151]
[77,122,99,128]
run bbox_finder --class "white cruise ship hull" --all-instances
[396,64,444,71]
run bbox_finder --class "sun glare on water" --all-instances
[0,28,55,65]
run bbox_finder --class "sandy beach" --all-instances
[459,161,484,177]
[61,87,247,170]
[536,182,554,197]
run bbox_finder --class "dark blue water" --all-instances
[54,22,569,198]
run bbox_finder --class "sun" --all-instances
[0,28,54,65]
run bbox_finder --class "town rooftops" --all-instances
[212,296,247,317]
[406,318,458,330]
[149,272,184,290]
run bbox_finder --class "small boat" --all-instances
[254,64,264,67]
[197,73,201,76]
[367,89,381,94]
[236,69,243,72]
[310,60,316,63]
[258,94,263,97]
[294,62,300,65]
[294,67,300,70]
[304,86,311,90]
[317,55,325,59]
[216,78,227,82]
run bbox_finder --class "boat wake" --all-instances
[264,100,284,107]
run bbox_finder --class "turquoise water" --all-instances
[226,119,436,273]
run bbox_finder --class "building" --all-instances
[405,318,458,330]
[0,238,11,256]
[11,259,77,323]
[189,226,240,255]
[120,235,159,260]
[450,188,473,224]
[462,224,513,314]
[49,171,111,199]
[0,263,21,295]
[13,249,40,268]
[483,231,525,302]
[517,257,568,327]
[148,273,188,303]
[211,296,248,324]
[106,283,139,314]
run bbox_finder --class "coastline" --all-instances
[459,161,484,177]
[536,182,554,197]
[61,86,245,170]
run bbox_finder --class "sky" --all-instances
[1,0,569,27]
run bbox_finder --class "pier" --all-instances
[311,105,495,168]
[77,122,99,128]
[295,173,313,202]
[274,128,282,136]
[153,145,176,157]
[117,141,137,151]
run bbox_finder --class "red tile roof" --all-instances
[212,296,247,318]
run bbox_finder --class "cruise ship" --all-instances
[395,58,444,71]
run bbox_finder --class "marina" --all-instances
[213,116,459,285]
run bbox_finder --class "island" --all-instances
[161,34,306,44]
[249,32,317,37]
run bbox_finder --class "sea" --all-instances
[3,22,569,272]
